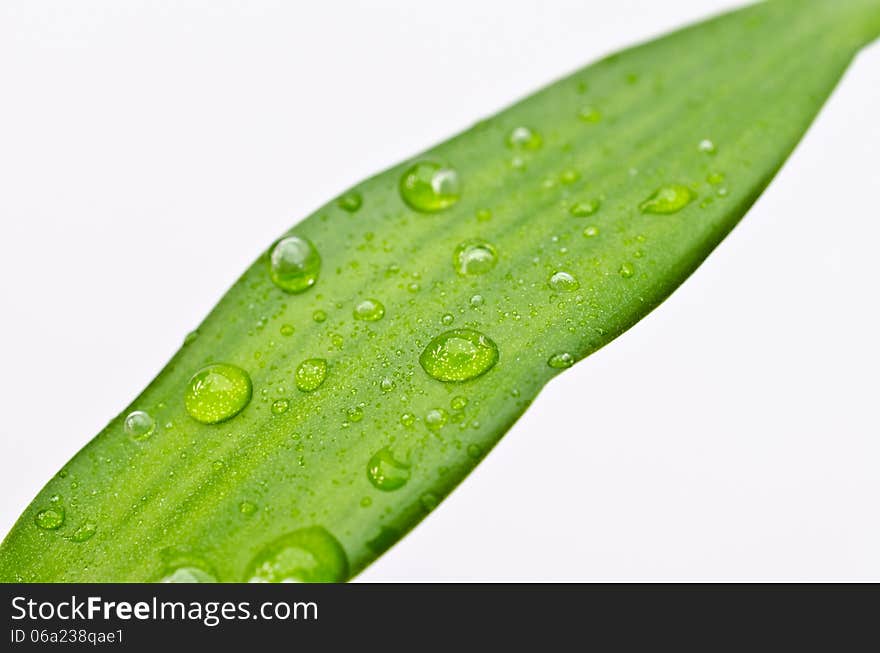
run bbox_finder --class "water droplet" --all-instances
[400,412,416,427]
[161,567,217,583]
[549,271,580,292]
[453,239,498,276]
[360,496,372,508]
[466,443,482,459]
[35,507,64,530]
[698,139,717,154]
[469,294,485,308]
[124,410,155,440]
[399,162,461,213]
[707,172,725,185]
[295,359,328,392]
[450,396,468,410]
[346,406,364,422]
[239,501,258,515]
[313,309,327,323]
[570,199,600,217]
[639,184,695,214]
[246,526,349,583]
[337,191,363,212]
[440,313,455,326]
[578,106,602,123]
[583,225,600,238]
[366,447,411,491]
[271,399,290,415]
[268,235,321,293]
[379,376,395,393]
[619,262,635,278]
[184,364,253,424]
[420,329,499,383]
[280,324,295,337]
[70,521,97,542]
[475,208,492,222]
[547,352,575,369]
[506,126,543,150]
[425,408,448,431]
[353,298,385,321]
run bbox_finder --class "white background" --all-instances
[1,0,878,581]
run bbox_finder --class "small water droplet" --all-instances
[360,496,372,508]
[450,396,468,411]
[268,235,321,293]
[420,329,499,383]
[583,225,600,238]
[245,526,349,582]
[400,412,415,427]
[707,171,725,185]
[425,408,448,431]
[346,406,364,422]
[506,126,543,150]
[560,169,580,184]
[578,106,602,123]
[295,359,328,392]
[366,447,411,491]
[441,313,455,326]
[184,364,252,424]
[466,443,482,459]
[271,399,290,415]
[35,507,65,530]
[239,501,258,515]
[547,352,575,369]
[549,271,580,292]
[124,410,155,440]
[399,162,461,212]
[453,240,498,276]
[380,377,395,393]
[475,208,492,222]
[70,521,97,542]
[280,324,295,337]
[619,262,635,278]
[312,309,327,323]
[570,199,600,217]
[639,184,695,214]
[337,191,363,213]
[698,139,717,154]
[469,294,485,308]
[353,298,385,321]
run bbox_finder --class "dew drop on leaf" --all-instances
[639,184,695,214]
[295,359,328,393]
[506,126,543,150]
[549,271,580,292]
[337,191,363,213]
[184,364,253,424]
[570,199,601,217]
[124,410,155,440]
[399,162,461,212]
[547,352,575,369]
[245,526,349,583]
[268,235,321,293]
[353,298,385,321]
[453,240,498,276]
[366,447,411,491]
[425,408,449,431]
[420,329,499,382]
[34,507,65,530]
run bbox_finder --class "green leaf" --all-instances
[3,0,879,582]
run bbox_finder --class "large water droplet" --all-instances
[425,408,448,431]
[353,298,385,321]
[366,447,411,491]
[295,359,328,392]
[271,399,290,416]
[419,329,499,382]
[184,364,253,424]
[547,352,575,369]
[246,526,349,583]
[506,126,543,150]
[399,162,460,212]
[268,235,321,293]
[549,271,580,292]
[453,240,498,276]
[161,567,217,583]
[639,185,695,214]
[34,507,65,530]
[124,410,155,440]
